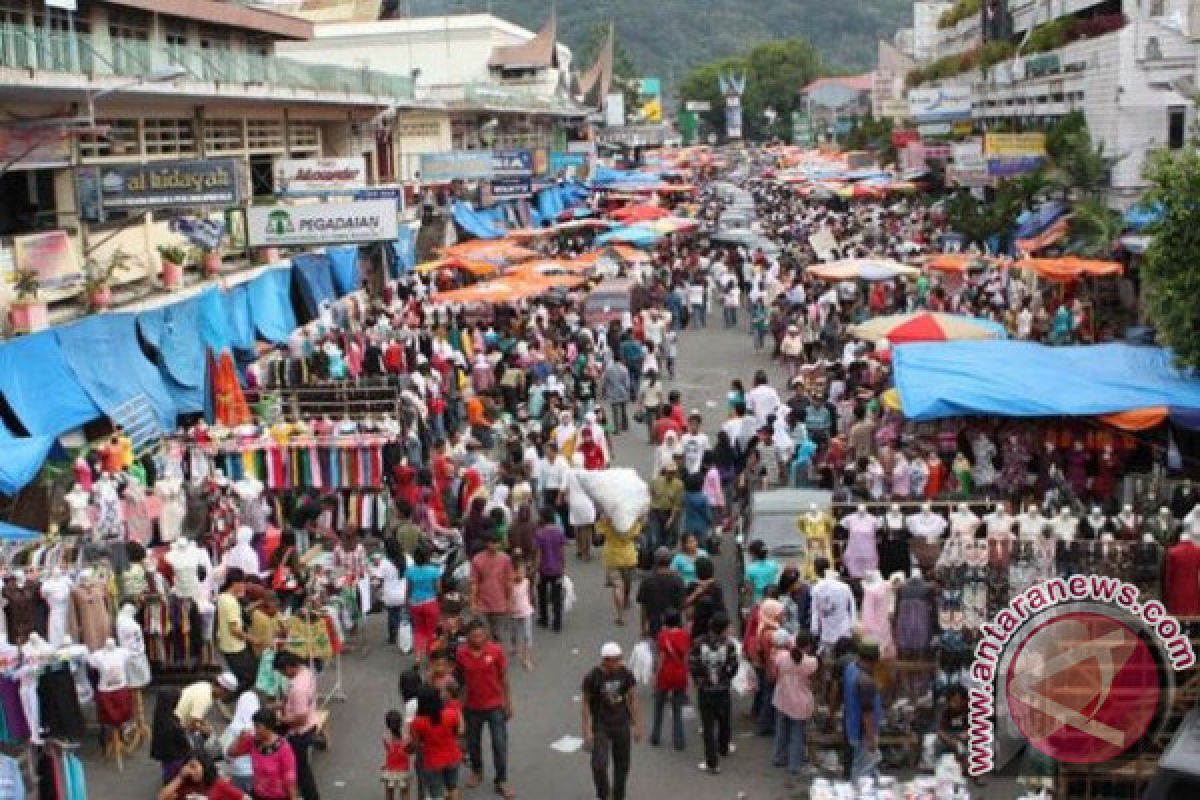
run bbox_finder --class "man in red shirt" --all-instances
[469,533,515,642]
[651,609,691,751]
[456,620,515,798]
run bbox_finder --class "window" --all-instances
[204,119,244,153]
[246,119,284,153]
[79,119,139,159]
[108,11,150,76]
[165,22,188,68]
[287,122,320,153]
[1168,106,1186,150]
[143,118,196,156]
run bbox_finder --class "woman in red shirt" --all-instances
[577,428,607,470]
[157,757,249,800]
[408,686,465,800]
[651,609,691,751]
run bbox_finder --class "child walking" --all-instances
[381,709,412,800]
[510,559,535,671]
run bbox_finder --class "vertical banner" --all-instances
[719,71,746,141]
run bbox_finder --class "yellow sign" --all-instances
[984,132,1047,157]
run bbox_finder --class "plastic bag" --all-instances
[563,575,577,615]
[732,657,758,697]
[576,468,650,533]
[397,620,414,654]
[629,640,655,686]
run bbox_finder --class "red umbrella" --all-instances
[609,204,670,223]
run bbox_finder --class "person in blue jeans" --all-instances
[843,642,883,782]
[772,631,819,783]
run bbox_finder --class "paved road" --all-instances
[88,318,1013,799]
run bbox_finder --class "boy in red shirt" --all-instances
[650,609,691,751]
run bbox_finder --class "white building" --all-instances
[913,1,953,62]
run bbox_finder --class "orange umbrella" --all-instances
[1015,256,1123,282]
[1100,407,1168,431]
[609,204,669,223]
[924,253,997,273]
[443,239,537,263]
[416,257,498,277]
[1015,217,1071,255]
[509,259,593,278]
[434,282,525,305]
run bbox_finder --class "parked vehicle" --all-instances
[583,278,636,327]
[735,488,832,618]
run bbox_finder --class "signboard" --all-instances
[532,148,549,177]
[918,122,952,137]
[605,92,626,128]
[988,156,1044,177]
[791,111,814,146]
[419,150,494,182]
[984,132,1047,157]
[353,186,406,211]
[77,158,240,221]
[952,120,974,137]
[489,177,533,199]
[923,144,953,160]
[891,128,921,148]
[953,139,987,172]
[491,149,532,177]
[879,98,910,120]
[246,200,399,247]
[685,101,712,112]
[948,166,993,188]
[275,157,367,195]
[0,127,71,169]
[12,231,81,290]
[548,151,586,174]
[907,86,973,122]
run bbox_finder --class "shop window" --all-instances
[143,118,196,156]
[204,119,244,153]
[79,118,140,159]
[246,119,284,153]
[1168,106,1186,149]
[287,122,320,153]
[108,11,150,76]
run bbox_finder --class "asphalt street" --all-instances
[88,318,1014,799]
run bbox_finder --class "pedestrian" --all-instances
[772,631,818,783]
[650,609,690,751]
[722,281,740,328]
[687,278,707,328]
[684,556,725,639]
[470,532,515,642]
[215,569,255,693]
[601,357,632,434]
[406,544,443,657]
[149,688,191,785]
[581,642,643,800]
[377,537,408,647]
[743,539,782,606]
[274,651,321,800]
[646,461,683,553]
[599,513,641,627]
[381,709,412,800]
[688,612,738,774]
[157,756,248,800]
[408,686,465,800]
[455,619,515,798]
[670,533,709,589]
[844,641,883,782]
[217,672,261,794]
[534,506,567,632]
[680,474,714,551]
[226,708,300,800]
[637,546,685,638]
[509,557,535,671]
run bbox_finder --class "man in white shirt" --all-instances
[1016,303,1034,340]
[744,370,782,428]
[535,441,570,515]
[687,281,707,328]
[678,411,711,477]
[722,283,741,328]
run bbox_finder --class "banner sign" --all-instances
[984,132,1047,157]
[548,151,586,173]
[918,123,952,137]
[246,200,399,247]
[419,151,494,182]
[489,177,533,199]
[891,128,920,148]
[987,156,1044,177]
[12,231,81,290]
[169,217,225,251]
[685,101,712,112]
[907,87,973,122]
[492,149,532,177]
[0,127,71,169]
[275,157,367,195]
[353,187,405,208]
[77,158,241,221]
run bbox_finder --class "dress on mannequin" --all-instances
[155,478,186,543]
[878,511,911,578]
[87,643,133,726]
[71,578,113,651]
[40,573,72,647]
[3,577,42,645]
[93,475,123,540]
[64,487,92,532]
[1164,537,1200,616]
[895,575,935,655]
[115,608,152,688]
[906,509,947,574]
[840,510,880,578]
[166,541,205,602]
[122,481,153,545]
[860,578,896,658]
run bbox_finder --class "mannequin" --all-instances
[1080,506,1113,540]
[810,568,856,653]
[3,570,41,644]
[1052,507,1079,541]
[155,476,186,544]
[222,526,261,579]
[950,502,980,538]
[1018,505,1049,541]
[799,502,835,579]
[166,538,205,601]
[64,484,92,532]
[88,637,134,728]
[879,503,911,578]
[907,503,948,574]
[1147,507,1178,546]
[1115,504,1142,541]
[115,604,152,689]
[92,472,123,541]
[71,570,113,651]
[1164,530,1200,616]
[840,503,880,578]
[985,504,1017,569]
[19,633,52,743]
[40,568,72,647]
[896,570,936,657]
[860,570,897,658]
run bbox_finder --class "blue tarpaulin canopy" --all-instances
[591,166,661,186]
[1124,202,1164,232]
[327,246,360,296]
[57,314,178,430]
[247,267,297,343]
[0,332,101,436]
[292,253,336,319]
[0,422,55,495]
[1013,201,1068,240]
[223,284,256,353]
[595,226,662,247]
[893,342,1200,421]
[137,296,205,389]
[392,224,417,277]
[0,520,41,540]
[453,202,507,240]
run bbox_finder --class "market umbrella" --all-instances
[433,281,526,305]
[443,239,537,264]
[807,259,920,282]
[642,216,701,235]
[415,257,498,277]
[594,226,663,248]
[848,312,1008,344]
[924,253,997,273]
[1014,256,1123,282]
[609,203,670,223]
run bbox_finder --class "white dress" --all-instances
[156,478,186,543]
[39,576,72,647]
[65,489,92,531]
[115,613,152,688]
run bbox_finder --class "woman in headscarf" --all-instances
[553,410,578,461]
[753,598,790,737]
[150,687,191,785]
[566,453,597,561]
[462,495,490,558]
[577,427,607,471]
[655,429,682,477]
[581,411,610,464]
[458,467,485,519]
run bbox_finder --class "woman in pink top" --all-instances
[772,631,819,780]
[228,708,299,800]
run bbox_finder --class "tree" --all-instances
[676,38,823,141]
[1140,147,1200,368]
[577,22,641,116]
[1049,128,1117,200]
[943,183,1023,250]
[1068,198,1122,258]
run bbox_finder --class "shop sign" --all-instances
[879,99,910,120]
[76,158,241,220]
[275,157,367,195]
[0,127,71,169]
[246,200,399,247]
[491,149,532,177]
[923,144,953,160]
[12,230,81,290]
[948,166,992,188]
[419,150,494,182]
[952,120,975,136]
[548,151,586,174]
[353,186,405,210]
[891,128,920,148]
[685,101,712,112]
[489,177,533,199]
[918,123,952,137]
[953,139,987,172]
[984,132,1047,157]
[987,156,1044,177]
[907,86,973,122]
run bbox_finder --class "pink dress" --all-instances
[840,514,879,578]
[861,580,896,658]
[702,467,725,510]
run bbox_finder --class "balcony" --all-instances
[419,81,587,116]
[0,23,413,102]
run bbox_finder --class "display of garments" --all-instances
[1079,514,1113,540]
[64,491,91,532]
[122,482,153,545]
[1114,513,1142,541]
[155,479,186,543]
[1164,540,1200,616]
[839,513,879,578]
[809,576,856,650]
[1146,514,1178,546]
[0,677,29,742]
[40,576,71,648]
[895,577,934,654]
[165,544,205,601]
[799,513,835,579]
[877,515,911,578]
[95,687,133,727]
[1018,513,1049,540]
[949,511,980,538]
[87,647,130,692]
[37,666,84,742]
[860,580,895,658]
[972,435,997,487]
[3,580,42,645]
[70,581,112,652]
[92,478,122,541]
[1132,541,1162,590]
[987,531,1016,570]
